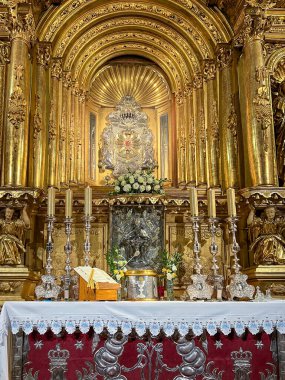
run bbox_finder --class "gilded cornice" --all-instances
[239,187,285,208]
[62,17,200,73]
[0,187,44,208]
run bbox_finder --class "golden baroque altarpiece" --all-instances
[0,0,285,303]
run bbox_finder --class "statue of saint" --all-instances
[0,205,30,265]
[272,80,285,183]
[247,205,285,265]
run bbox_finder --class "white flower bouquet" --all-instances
[112,169,166,195]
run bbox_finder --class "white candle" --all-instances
[84,186,92,216]
[207,188,216,218]
[227,188,236,217]
[190,187,199,216]
[47,187,55,216]
[65,189,73,218]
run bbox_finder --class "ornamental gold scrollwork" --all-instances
[0,41,10,64]
[199,109,207,159]
[48,100,56,148]
[45,1,221,49]
[51,57,63,79]
[73,32,190,85]
[62,71,72,88]
[227,96,238,154]
[6,5,36,46]
[36,43,51,69]
[7,64,26,153]
[211,100,220,157]
[193,73,203,90]
[216,44,233,70]
[32,94,42,159]
[253,86,272,152]
[203,60,216,81]
[62,18,200,70]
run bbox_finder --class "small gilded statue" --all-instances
[0,205,30,265]
[247,205,285,265]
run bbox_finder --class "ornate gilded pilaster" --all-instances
[3,6,35,186]
[237,2,278,187]
[203,60,219,188]
[29,42,51,188]
[59,71,72,186]
[217,44,240,190]
[176,94,187,185]
[0,41,10,184]
[77,90,85,184]
[186,89,196,184]
[193,74,207,185]
[69,83,76,182]
[48,57,62,187]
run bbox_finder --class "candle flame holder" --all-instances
[227,216,255,300]
[187,216,213,300]
[35,216,61,300]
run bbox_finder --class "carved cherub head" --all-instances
[5,207,14,221]
[264,206,276,221]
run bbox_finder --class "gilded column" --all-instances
[48,58,62,187]
[193,74,207,185]
[77,90,85,183]
[217,44,240,190]
[238,3,277,186]
[73,81,80,183]
[4,7,35,186]
[69,83,76,183]
[29,43,51,188]
[186,89,196,184]
[176,93,187,185]
[203,60,220,187]
[0,42,10,184]
[59,71,72,186]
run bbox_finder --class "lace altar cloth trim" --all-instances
[1,300,285,344]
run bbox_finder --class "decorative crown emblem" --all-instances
[48,344,70,367]
[231,348,252,365]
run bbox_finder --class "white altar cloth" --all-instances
[1,300,285,379]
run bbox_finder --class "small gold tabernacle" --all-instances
[125,270,158,301]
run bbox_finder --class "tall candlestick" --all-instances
[227,188,236,217]
[47,187,55,216]
[65,189,73,218]
[207,188,216,218]
[190,187,199,216]
[84,186,92,216]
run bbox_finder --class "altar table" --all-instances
[1,300,285,379]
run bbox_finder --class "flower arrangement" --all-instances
[112,169,166,195]
[161,251,182,281]
[106,245,127,282]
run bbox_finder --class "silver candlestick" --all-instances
[35,216,61,300]
[63,217,73,300]
[227,216,255,300]
[208,217,224,300]
[83,215,94,267]
[187,216,213,300]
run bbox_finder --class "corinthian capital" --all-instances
[6,5,36,46]
[203,60,216,81]
[216,44,233,70]
[36,43,52,69]
[51,58,63,79]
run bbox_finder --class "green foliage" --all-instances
[106,245,127,281]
